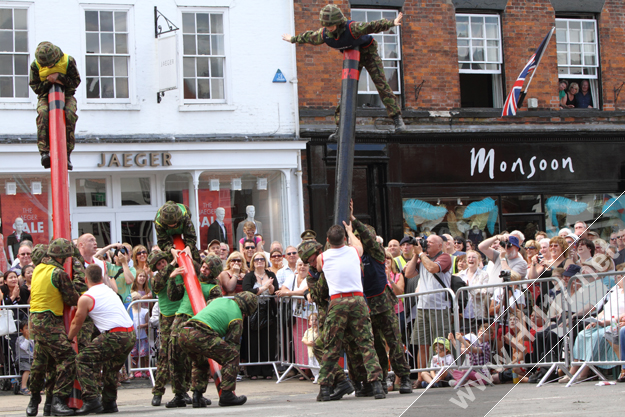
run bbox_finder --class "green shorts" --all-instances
[410,308,451,348]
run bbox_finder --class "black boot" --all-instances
[393,115,406,133]
[317,385,332,402]
[96,401,118,414]
[182,392,192,404]
[165,394,186,408]
[26,392,41,416]
[399,375,413,394]
[75,397,103,415]
[192,390,211,408]
[382,380,388,395]
[328,126,339,141]
[356,382,374,397]
[330,380,354,401]
[372,381,386,399]
[51,396,76,416]
[218,390,247,407]
[44,395,53,416]
[41,152,51,169]
[151,394,162,406]
[67,155,73,171]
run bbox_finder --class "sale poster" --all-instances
[198,189,232,251]
[1,193,50,266]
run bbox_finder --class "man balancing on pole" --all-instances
[282,4,406,137]
[154,200,201,263]
[29,41,80,170]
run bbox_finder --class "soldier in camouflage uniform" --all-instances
[154,201,201,264]
[29,41,81,170]
[68,264,136,415]
[148,250,179,407]
[350,204,412,394]
[166,254,223,408]
[179,292,257,407]
[282,4,406,136]
[27,239,80,417]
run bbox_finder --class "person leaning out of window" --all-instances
[561,82,578,109]
[574,80,593,108]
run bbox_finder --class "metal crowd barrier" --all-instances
[0,303,30,393]
[125,299,158,387]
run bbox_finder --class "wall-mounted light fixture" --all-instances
[231,178,242,191]
[209,179,219,191]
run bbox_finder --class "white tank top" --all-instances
[83,283,133,332]
[321,245,363,296]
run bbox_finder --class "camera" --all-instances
[415,236,428,251]
[500,240,513,249]
[499,270,511,282]
[114,246,128,258]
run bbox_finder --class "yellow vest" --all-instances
[30,264,64,316]
[35,53,69,81]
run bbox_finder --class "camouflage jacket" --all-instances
[155,213,198,254]
[42,258,80,307]
[72,254,88,294]
[305,266,329,328]
[290,19,395,46]
[29,56,81,98]
[151,263,175,295]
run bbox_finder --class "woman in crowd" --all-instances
[1,270,29,308]
[582,253,616,288]
[219,251,248,295]
[576,238,595,264]
[454,254,468,274]
[465,240,474,251]
[269,249,284,276]
[523,240,539,264]
[385,249,406,391]
[242,252,278,380]
[19,265,34,297]
[558,79,568,106]
[0,270,29,380]
[453,237,466,255]
[238,221,262,254]
[530,236,573,280]
[132,245,151,280]
[561,82,579,108]
[594,239,608,255]
[458,250,490,329]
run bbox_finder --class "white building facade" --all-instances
[0,0,304,257]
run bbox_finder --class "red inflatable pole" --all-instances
[49,83,82,408]
[172,235,228,395]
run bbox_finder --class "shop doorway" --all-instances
[74,213,156,250]
[501,214,544,242]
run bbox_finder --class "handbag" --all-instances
[0,305,17,336]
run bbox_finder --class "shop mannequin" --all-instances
[236,205,262,242]
[7,217,33,264]
[207,207,229,243]
[0,218,8,272]
[466,225,485,248]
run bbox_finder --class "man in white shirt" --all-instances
[479,234,528,284]
[78,233,117,292]
[276,246,298,288]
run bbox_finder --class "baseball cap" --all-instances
[562,264,582,277]
[208,239,221,248]
[508,235,520,249]
[566,233,579,242]
[399,236,414,246]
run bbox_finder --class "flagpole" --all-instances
[517,27,555,109]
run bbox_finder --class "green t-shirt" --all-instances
[191,298,242,337]
[176,282,217,317]
[107,262,137,306]
[158,275,184,316]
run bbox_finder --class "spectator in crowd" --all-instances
[242,252,278,380]
[10,241,33,276]
[561,82,578,108]
[442,234,455,256]
[535,231,547,242]
[19,265,34,295]
[523,240,539,264]
[238,222,261,254]
[558,79,568,105]
[575,80,593,108]
[301,313,320,383]
[492,312,531,384]
[582,253,616,288]
[268,249,284,277]
[98,243,136,309]
[614,229,625,266]
[448,324,492,388]
[489,271,526,324]
[269,241,284,255]
[465,240,474,251]
[219,242,230,267]
[404,235,452,388]
[594,238,608,255]
[132,245,151,279]
[386,249,405,334]
[479,234,528,283]
[574,221,588,239]
[538,238,552,264]
[453,237,466,256]
[130,292,150,379]
[530,236,574,280]
[510,231,525,247]
[587,231,600,241]
[219,251,247,295]
[418,337,453,388]
[457,250,490,327]
[17,321,34,395]
[255,234,271,259]
[576,238,595,264]
[564,233,578,261]
[276,246,298,288]
[395,236,414,272]
[131,269,152,300]
[242,239,257,269]
[1,270,29,307]
[207,239,221,256]
[453,253,467,274]
[387,239,401,258]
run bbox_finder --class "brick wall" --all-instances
[599,0,625,111]
[502,0,558,111]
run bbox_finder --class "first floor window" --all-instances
[0,7,29,98]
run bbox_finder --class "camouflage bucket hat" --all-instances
[202,254,223,280]
[35,41,63,67]
[32,244,49,266]
[319,4,346,27]
[234,292,258,316]
[148,250,171,271]
[297,240,323,263]
[158,201,182,226]
[47,238,73,259]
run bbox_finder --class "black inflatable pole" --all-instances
[333,47,360,227]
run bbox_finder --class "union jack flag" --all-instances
[502,28,554,117]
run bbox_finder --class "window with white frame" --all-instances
[0,6,29,98]
[84,10,130,100]
[456,14,503,108]
[181,11,225,101]
[350,9,401,109]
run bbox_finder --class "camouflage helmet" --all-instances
[201,254,223,280]
[47,238,73,259]
[319,4,346,27]
[234,292,258,316]
[35,41,63,67]
[148,250,171,271]
[32,244,49,266]
[158,201,182,226]
[297,240,323,264]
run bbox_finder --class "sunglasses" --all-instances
[245,246,256,250]
[454,241,463,245]
[253,258,265,263]
[549,244,561,248]
[611,237,618,241]
[19,252,32,256]
[230,259,242,263]
[526,246,537,250]
[136,251,147,255]
[286,252,297,256]
[271,254,283,259]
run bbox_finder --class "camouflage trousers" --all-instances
[36,95,78,154]
[318,296,381,387]
[170,314,192,394]
[334,40,401,124]
[152,315,175,396]
[179,322,240,392]
[76,330,135,402]
[371,305,410,380]
[29,312,76,398]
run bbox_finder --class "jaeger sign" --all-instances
[97,152,172,168]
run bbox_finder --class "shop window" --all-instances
[84,9,130,100]
[556,18,599,108]
[78,221,111,248]
[181,10,226,101]
[456,14,503,108]
[120,220,153,249]
[165,173,192,206]
[0,175,51,265]
[197,171,284,251]
[544,194,622,240]
[120,177,151,206]
[76,178,107,207]
[0,6,29,99]
[351,9,401,108]
[402,196,500,247]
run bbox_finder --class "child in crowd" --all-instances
[17,321,34,395]
[448,323,493,387]
[301,313,320,383]
[130,291,150,379]
[420,337,454,388]
[492,313,532,384]
[132,269,152,299]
